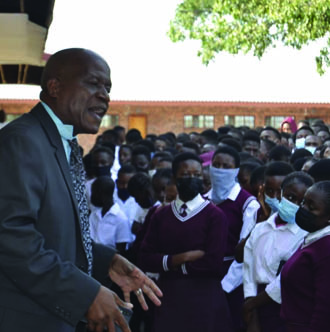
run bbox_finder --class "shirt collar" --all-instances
[175,194,205,213]
[41,101,75,141]
[302,225,330,248]
[267,212,302,234]
[226,182,241,201]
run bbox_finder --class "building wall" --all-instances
[1,99,330,153]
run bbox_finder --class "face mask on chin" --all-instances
[176,177,203,202]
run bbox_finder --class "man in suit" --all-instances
[0,48,162,332]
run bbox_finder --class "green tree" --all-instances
[168,0,330,74]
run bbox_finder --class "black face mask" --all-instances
[176,177,204,202]
[93,165,111,177]
[117,188,130,202]
[295,206,319,233]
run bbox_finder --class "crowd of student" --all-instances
[82,116,330,332]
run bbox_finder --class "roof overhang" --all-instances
[0,0,55,84]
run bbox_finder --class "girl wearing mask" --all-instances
[139,152,233,332]
[280,181,330,331]
[209,146,260,332]
[243,172,314,332]
[257,161,294,222]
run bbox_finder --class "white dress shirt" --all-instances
[89,203,131,248]
[221,183,260,293]
[243,212,307,302]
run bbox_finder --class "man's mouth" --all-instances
[89,106,107,120]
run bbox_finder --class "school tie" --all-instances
[69,138,93,275]
[180,203,188,217]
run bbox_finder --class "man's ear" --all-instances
[46,78,60,98]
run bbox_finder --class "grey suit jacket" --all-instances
[0,103,116,330]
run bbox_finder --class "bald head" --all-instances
[40,48,111,135]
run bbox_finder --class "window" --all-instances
[100,114,119,128]
[265,116,289,129]
[184,115,214,129]
[224,115,255,128]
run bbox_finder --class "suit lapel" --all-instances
[30,103,80,220]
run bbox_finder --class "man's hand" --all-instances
[109,254,163,310]
[86,286,132,332]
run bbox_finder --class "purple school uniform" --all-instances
[139,200,233,332]
[281,235,330,332]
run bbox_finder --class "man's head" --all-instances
[40,48,111,135]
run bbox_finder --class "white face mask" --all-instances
[295,137,306,149]
[305,146,316,155]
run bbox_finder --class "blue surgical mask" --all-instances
[278,196,299,224]
[295,137,305,149]
[210,166,239,204]
[305,146,316,155]
[265,194,280,213]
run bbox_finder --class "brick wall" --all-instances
[1,99,330,154]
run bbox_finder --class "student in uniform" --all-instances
[280,181,330,332]
[209,146,260,332]
[139,152,233,332]
[243,171,314,332]
[89,176,131,254]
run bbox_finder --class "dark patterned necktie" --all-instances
[69,138,93,275]
[180,203,188,217]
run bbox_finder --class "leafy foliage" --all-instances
[168,0,330,74]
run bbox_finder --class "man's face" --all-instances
[242,140,260,158]
[55,53,111,135]
[260,130,279,143]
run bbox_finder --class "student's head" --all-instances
[172,152,203,202]
[218,138,242,152]
[304,135,322,155]
[40,48,111,136]
[301,158,318,173]
[152,168,173,203]
[294,126,314,148]
[119,144,133,166]
[116,164,136,201]
[259,139,276,163]
[210,146,240,203]
[127,172,154,209]
[250,165,266,198]
[268,145,292,163]
[0,109,6,123]
[238,162,260,194]
[263,161,294,211]
[150,151,173,170]
[212,146,240,169]
[277,172,314,224]
[131,145,151,173]
[91,146,114,177]
[323,146,330,159]
[102,129,120,146]
[308,159,330,182]
[260,127,281,144]
[164,180,178,204]
[154,136,169,152]
[296,181,330,232]
[181,141,201,155]
[113,125,126,145]
[91,176,115,208]
[125,128,142,145]
[317,127,330,143]
[242,131,260,158]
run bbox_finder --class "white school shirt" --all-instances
[113,187,140,227]
[243,212,307,302]
[220,183,260,293]
[89,203,131,248]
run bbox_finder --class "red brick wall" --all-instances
[1,99,330,154]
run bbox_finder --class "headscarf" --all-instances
[281,117,297,133]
